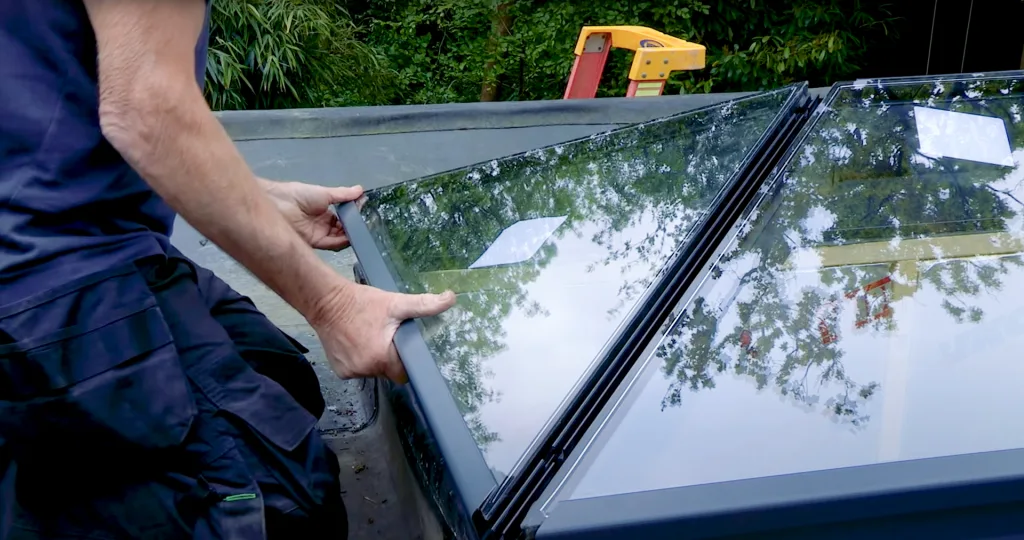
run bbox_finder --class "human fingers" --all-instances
[314,233,349,251]
[388,291,457,321]
[384,343,409,385]
[328,185,364,204]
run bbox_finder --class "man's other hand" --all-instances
[263,180,364,251]
[311,284,457,384]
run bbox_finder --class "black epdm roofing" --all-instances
[233,69,1024,540]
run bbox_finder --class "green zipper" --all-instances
[223,493,258,502]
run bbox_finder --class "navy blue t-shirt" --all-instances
[0,0,211,304]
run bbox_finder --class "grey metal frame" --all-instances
[537,448,1024,539]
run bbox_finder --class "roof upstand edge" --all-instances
[216,92,753,141]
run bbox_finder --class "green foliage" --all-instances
[204,0,395,110]
[357,0,900,104]
[206,0,901,109]
[357,0,497,104]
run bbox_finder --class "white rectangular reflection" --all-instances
[469,215,568,269]
[914,106,1014,167]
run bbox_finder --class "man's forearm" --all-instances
[101,81,353,324]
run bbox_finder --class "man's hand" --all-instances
[311,284,457,383]
[262,179,363,251]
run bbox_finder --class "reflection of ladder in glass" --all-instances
[814,231,1024,462]
[563,26,706,99]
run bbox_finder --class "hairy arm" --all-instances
[83,0,352,324]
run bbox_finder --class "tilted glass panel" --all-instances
[357,87,799,480]
[550,73,1024,502]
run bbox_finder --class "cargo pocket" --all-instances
[0,266,196,455]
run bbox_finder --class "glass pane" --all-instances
[358,87,798,480]
[555,74,1024,502]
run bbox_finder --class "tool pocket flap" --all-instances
[0,306,173,398]
[0,267,195,452]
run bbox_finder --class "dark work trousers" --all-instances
[0,250,347,539]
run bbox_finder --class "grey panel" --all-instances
[348,88,800,483]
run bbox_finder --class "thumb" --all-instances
[384,344,409,385]
[329,185,364,204]
[389,291,456,321]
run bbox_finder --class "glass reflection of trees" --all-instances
[659,76,1024,429]
[361,88,795,451]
